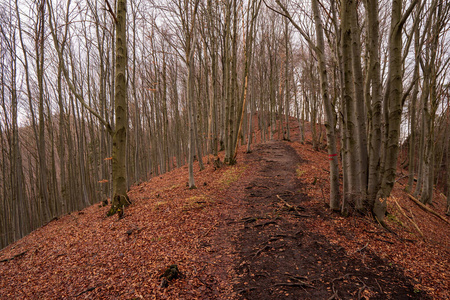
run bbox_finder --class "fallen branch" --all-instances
[277,194,295,209]
[393,198,424,239]
[375,238,394,244]
[0,250,27,263]
[75,286,96,297]
[352,242,369,255]
[201,222,218,237]
[277,195,309,217]
[407,194,450,225]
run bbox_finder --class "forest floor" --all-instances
[0,120,449,299]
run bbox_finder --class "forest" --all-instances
[0,0,449,255]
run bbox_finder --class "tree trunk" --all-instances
[311,0,340,210]
[341,0,361,212]
[109,0,130,215]
[379,0,418,199]
[349,0,368,199]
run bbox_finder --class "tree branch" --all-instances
[398,0,419,30]
[263,0,318,54]
[47,1,113,134]
[105,0,118,24]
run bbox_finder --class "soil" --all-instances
[211,140,429,299]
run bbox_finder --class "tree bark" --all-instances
[312,0,340,210]
[108,0,131,215]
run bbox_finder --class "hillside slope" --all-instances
[0,121,448,299]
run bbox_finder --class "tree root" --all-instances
[237,287,257,294]
[328,273,352,300]
[254,221,277,228]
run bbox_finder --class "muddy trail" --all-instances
[219,140,426,300]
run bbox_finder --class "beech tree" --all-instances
[1,0,450,249]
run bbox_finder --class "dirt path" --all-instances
[217,140,427,299]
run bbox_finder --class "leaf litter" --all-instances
[0,119,448,299]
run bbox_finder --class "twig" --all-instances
[201,222,218,237]
[277,195,309,217]
[375,238,394,244]
[375,278,383,294]
[75,286,96,297]
[104,0,118,24]
[407,194,450,225]
[277,194,295,209]
[352,242,369,254]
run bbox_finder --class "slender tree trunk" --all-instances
[341,0,361,212]
[407,12,420,192]
[380,0,418,198]
[36,0,50,222]
[284,16,290,141]
[312,0,340,210]
[187,47,197,189]
[349,0,368,200]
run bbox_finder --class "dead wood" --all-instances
[375,238,394,244]
[277,195,309,217]
[0,250,27,263]
[201,222,218,237]
[75,286,96,297]
[393,198,425,239]
[407,194,450,225]
[352,242,368,254]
